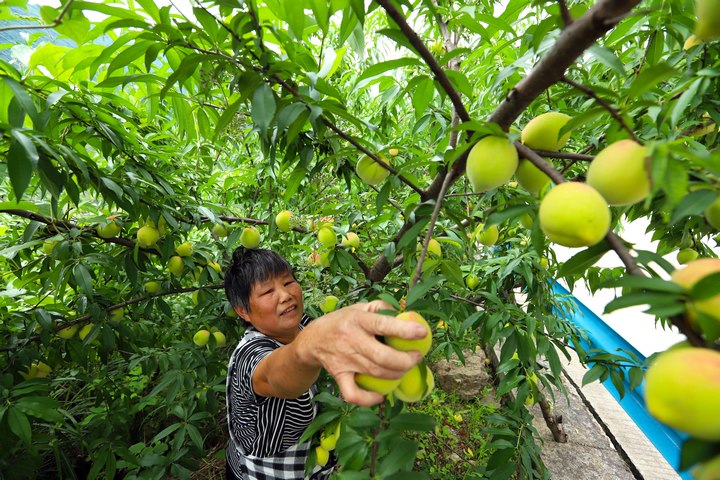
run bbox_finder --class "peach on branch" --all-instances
[137,225,160,248]
[677,248,699,264]
[520,112,572,151]
[144,281,161,294]
[465,274,480,290]
[109,307,124,323]
[393,363,435,403]
[466,136,519,193]
[694,0,720,40]
[341,232,360,249]
[645,347,720,440]
[317,227,336,248]
[96,220,121,239]
[57,324,79,339]
[354,373,402,395]
[705,195,720,230]
[319,295,339,313]
[418,238,442,260]
[694,455,720,480]
[275,210,293,232]
[79,323,95,341]
[670,258,720,323]
[474,223,499,246]
[315,445,330,467]
[168,256,185,277]
[356,154,391,185]
[240,226,261,249]
[212,222,228,237]
[586,140,650,206]
[684,34,703,50]
[42,239,57,255]
[538,182,611,247]
[175,241,193,257]
[213,331,227,346]
[193,329,211,346]
[515,159,552,195]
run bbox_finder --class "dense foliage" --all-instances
[1,0,718,478]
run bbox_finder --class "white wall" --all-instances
[553,217,718,357]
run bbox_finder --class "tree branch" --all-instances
[604,232,705,346]
[515,143,567,186]
[423,0,641,201]
[189,1,425,197]
[0,285,223,352]
[0,209,154,252]
[374,0,471,124]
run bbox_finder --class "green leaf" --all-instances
[7,139,35,201]
[310,0,330,33]
[283,0,305,38]
[689,272,720,301]
[213,97,243,141]
[412,76,435,120]
[598,276,683,293]
[73,263,93,294]
[251,84,276,136]
[8,408,32,445]
[396,218,431,252]
[106,41,153,77]
[671,78,705,128]
[604,292,674,313]
[558,241,611,277]
[670,189,716,225]
[679,438,720,471]
[485,205,533,226]
[1,76,39,126]
[626,62,676,99]
[377,439,417,477]
[356,58,423,84]
[14,396,63,422]
[406,276,442,307]
[582,363,606,386]
[389,412,435,432]
[588,45,625,76]
[445,70,473,99]
[186,423,204,450]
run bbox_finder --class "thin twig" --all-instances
[0,0,74,32]
[558,0,574,27]
[604,232,705,346]
[561,76,640,143]
[411,171,454,288]
[0,209,156,252]
[534,150,594,161]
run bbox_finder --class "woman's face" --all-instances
[235,271,304,343]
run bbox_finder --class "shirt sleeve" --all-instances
[233,334,280,403]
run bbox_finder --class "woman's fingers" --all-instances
[335,372,385,407]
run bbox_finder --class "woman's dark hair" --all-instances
[224,248,295,314]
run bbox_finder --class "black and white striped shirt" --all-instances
[226,314,333,479]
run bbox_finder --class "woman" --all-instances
[223,247,427,479]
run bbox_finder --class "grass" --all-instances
[408,385,498,479]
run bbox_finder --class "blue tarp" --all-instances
[553,282,691,479]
